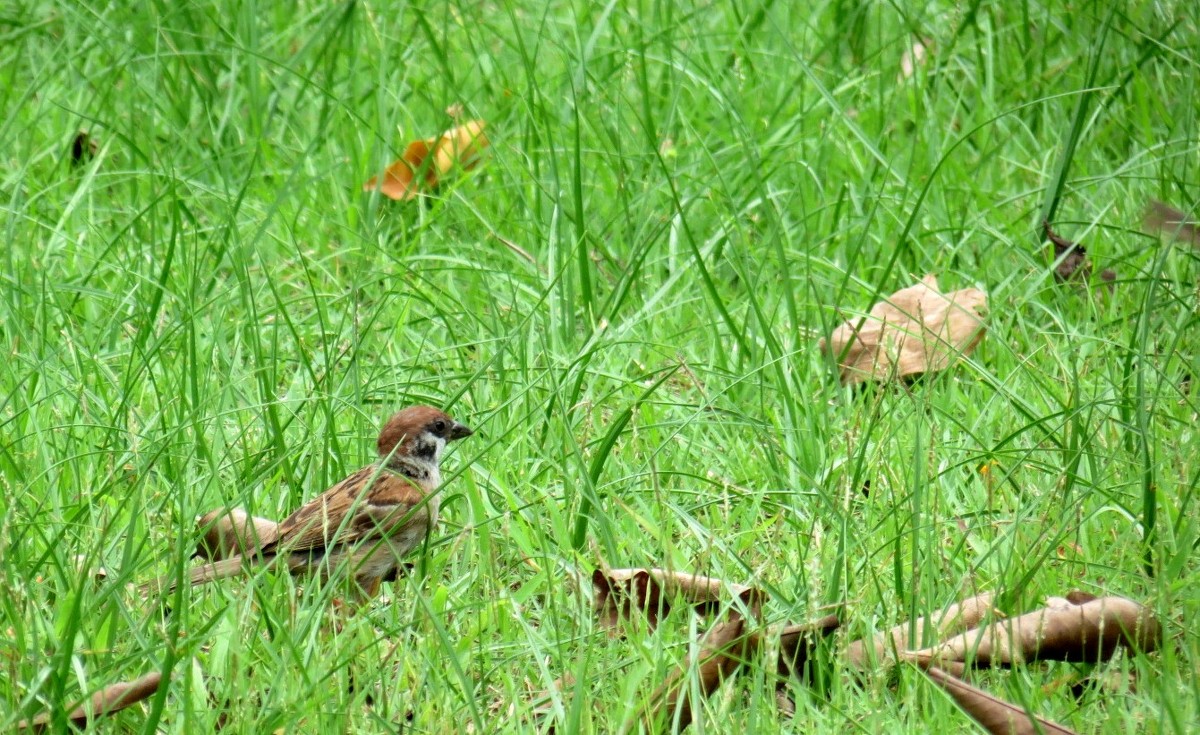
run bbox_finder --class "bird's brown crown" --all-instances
[376,405,470,458]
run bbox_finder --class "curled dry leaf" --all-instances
[69,131,97,166]
[363,120,488,201]
[903,596,1160,669]
[845,592,997,669]
[923,666,1079,735]
[776,613,841,685]
[601,568,753,602]
[1065,590,1099,605]
[194,508,279,562]
[1043,221,1115,284]
[592,568,762,634]
[592,568,668,634]
[645,614,761,732]
[17,671,163,731]
[819,275,987,385]
[1143,200,1200,248]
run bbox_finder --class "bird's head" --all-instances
[377,405,473,465]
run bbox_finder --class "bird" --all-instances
[193,508,279,562]
[143,405,473,599]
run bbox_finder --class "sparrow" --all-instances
[143,405,473,598]
[193,508,279,562]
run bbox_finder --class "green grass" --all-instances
[2,0,1198,732]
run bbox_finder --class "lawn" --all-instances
[1,1,1197,732]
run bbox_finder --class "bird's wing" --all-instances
[259,466,427,556]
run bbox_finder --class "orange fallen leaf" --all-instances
[364,120,488,201]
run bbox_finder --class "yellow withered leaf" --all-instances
[364,119,488,201]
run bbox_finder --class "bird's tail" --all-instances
[139,556,250,595]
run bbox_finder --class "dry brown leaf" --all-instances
[645,615,760,732]
[592,569,668,633]
[17,671,163,731]
[845,592,997,669]
[194,508,279,562]
[592,568,762,634]
[777,613,841,680]
[923,666,1079,735]
[904,596,1160,668]
[601,568,753,603]
[69,130,97,167]
[819,275,987,385]
[587,565,848,729]
[363,120,488,201]
[1144,200,1200,247]
[1044,221,1115,284]
[1065,590,1099,605]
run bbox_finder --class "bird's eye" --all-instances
[432,419,447,434]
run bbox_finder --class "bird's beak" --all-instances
[449,421,474,441]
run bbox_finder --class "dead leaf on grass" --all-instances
[600,568,754,602]
[69,130,97,167]
[903,595,1160,669]
[1143,200,1200,248]
[776,613,841,687]
[592,568,668,634]
[768,615,845,719]
[1065,590,1098,605]
[922,666,1079,735]
[592,568,762,635]
[17,671,163,731]
[845,592,997,669]
[819,275,987,385]
[1043,221,1115,284]
[363,120,488,201]
[645,614,761,732]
